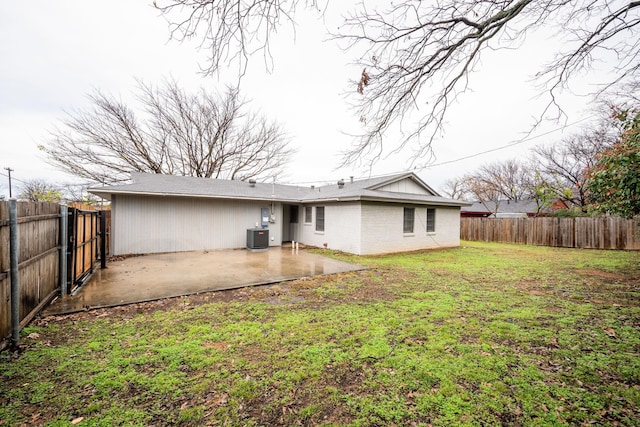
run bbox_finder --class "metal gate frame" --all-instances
[64,208,107,295]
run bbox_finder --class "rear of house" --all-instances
[90,172,469,256]
[297,202,461,255]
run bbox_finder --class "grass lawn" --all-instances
[1,241,639,426]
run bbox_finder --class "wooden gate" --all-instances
[2,203,109,350]
[66,208,107,295]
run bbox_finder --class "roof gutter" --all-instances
[89,189,471,207]
[300,195,470,207]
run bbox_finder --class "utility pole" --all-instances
[4,167,13,198]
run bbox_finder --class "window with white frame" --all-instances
[403,207,415,234]
[304,206,312,224]
[316,206,325,232]
[426,208,436,232]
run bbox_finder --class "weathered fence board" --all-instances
[0,202,61,348]
[461,217,640,250]
[1,202,111,350]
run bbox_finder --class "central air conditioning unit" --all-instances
[246,228,269,250]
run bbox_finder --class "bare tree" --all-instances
[532,123,616,209]
[155,0,640,165]
[57,182,103,205]
[461,175,506,216]
[456,159,535,214]
[19,179,63,203]
[441,178,467,200]
[464,159,533,200]
[40,79,293,184]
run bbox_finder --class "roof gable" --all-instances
[312,172,439,196]
[370,175,438,196]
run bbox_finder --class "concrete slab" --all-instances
[44,248,364,314]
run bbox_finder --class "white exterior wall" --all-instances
[111,195,282,255]
[360,203,460,255]
[296,202,362,254]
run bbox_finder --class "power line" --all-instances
[285,116,597,185]
[425,116,595,168]
[0,169,28,185]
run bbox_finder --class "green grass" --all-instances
[1,241,639,426]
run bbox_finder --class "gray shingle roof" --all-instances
[90,172,311,201]
[88,172,469,207]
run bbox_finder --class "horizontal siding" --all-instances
[360,203,460,254]
[112,195,282,255]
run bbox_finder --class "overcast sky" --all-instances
[0,1,605,199]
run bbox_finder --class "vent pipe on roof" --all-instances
[350,176,354,183]
[311,185,315,189]
[249,179,256,187]
[338,179,345,189]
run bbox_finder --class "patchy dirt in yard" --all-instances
[575,269,627,281]
[514,269,640,307]
[31,270,402,332]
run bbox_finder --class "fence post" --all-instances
[9,199,19,348]
[60,205,68,298]
[68,208,77,292]
[99,210,106,269]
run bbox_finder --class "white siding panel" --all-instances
[112,195,282,255]
[360,203,460,254]
[377,178,433,195]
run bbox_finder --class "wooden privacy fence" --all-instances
[1,201,109,351]
[0,202,61,350]
[461,217,640,250]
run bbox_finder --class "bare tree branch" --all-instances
[441,178,468,200]
[40,79,293,184]
[153,0,326,77]
[531,119,616,208]
[461,159,534,207]
[155,0,640,166]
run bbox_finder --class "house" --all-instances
[461,199,569,218]
[88,172,470,256]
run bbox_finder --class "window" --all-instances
[403,207,415,233]
[426,208,436,232]
[316,206,325,232]
[304,206,312,224]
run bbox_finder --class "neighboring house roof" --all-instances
[88,172,470,207]
[460,202,493,218]
[461,199,571,217]
[462,200,540,215]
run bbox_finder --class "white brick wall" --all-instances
[296,202,362,254]
[295,201,460,255]
[360,202,460,254]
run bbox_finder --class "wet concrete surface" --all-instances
[45,248,364,314]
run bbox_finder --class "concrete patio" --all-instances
[44,248,364,314]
